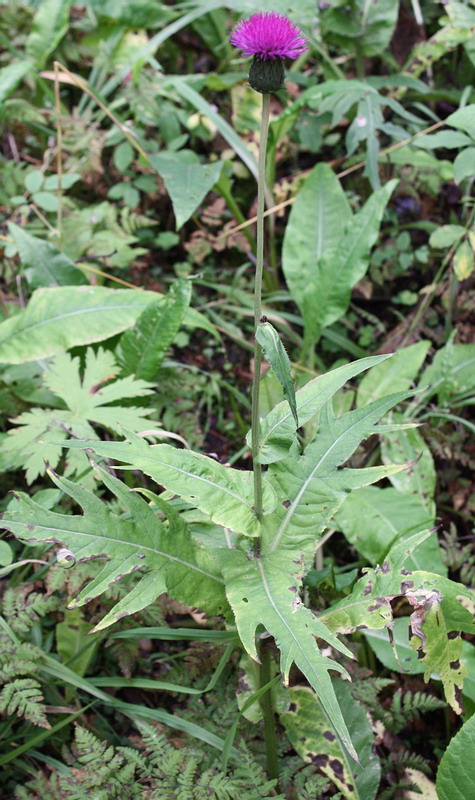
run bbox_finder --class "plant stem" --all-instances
[251,92,271,526]
[258,639,280,783]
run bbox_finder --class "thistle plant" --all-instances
[230,11,309,778]
[2,8,473,793]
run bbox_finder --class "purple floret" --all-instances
[230,11,308,61]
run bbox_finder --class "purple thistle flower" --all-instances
[230,12,308,62]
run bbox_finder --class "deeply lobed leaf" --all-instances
[2,466,227,631]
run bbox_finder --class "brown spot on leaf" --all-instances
[382,562,390,574]
[368,597,387,612]
[288,702,297,712]
[401,581,414,593]
[323,730,336,741]
[329,758,344,775]
[450,660,461,669]
[312,754,329,767]
[363,581,373,596]
[401,569,412,576]
[89,376,115,395]
[455,686,464,713]
[448,631,460,640]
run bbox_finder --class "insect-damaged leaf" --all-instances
[215,547,359,763]
[279,682,380,800]
[320,530,475,711]
[410,597,466,715]
[1,466,226,631]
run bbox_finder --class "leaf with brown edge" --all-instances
[410,598,466,715]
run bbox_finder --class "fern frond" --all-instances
[381,689,445,734]
[378,781,421,800]
[14,772,63,800]
[0,678,50,728]
[176,755,199,800]
[0,635,44,683]
[383,748,431,776]
[350,677,395,709]
[3,587,59,634]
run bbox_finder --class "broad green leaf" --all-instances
[0,287,157,364]
[415,131,473,149]
[280,683,380,800]
[250,354,392,465]
[446,103,475,138]
[0,286,214,365]
[263,392,411,557]
[0,541,13,567]
[453,239,475,280]
[356,341,430,407]
[119,279,191,379]
[8,224,87,289]
[334,486,445,574]
[56,609,98,677]
[311,178,396,334]
[2,349,154,483]
[0,61,32,104]
[32,191,59,212]
[25,0,72,69]
[418,341,475,403]
[283,171,396,346]
[412,600,466,714]
[436,713,475,800]
[255,321,297,426]
[453,147,475,184]
[429,224,466,249]
[1,467,227,630]
[63,432,276,537]
[322,0,399,56]
[381,424,436,514]
[282,163,351,346]
[215,547,358,762]
[148,153,223,230]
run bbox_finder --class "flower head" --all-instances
[230,12,308,62]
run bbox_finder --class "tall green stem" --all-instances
[251,91,280,785]
[258,639,280,783]
[251,92,271,526]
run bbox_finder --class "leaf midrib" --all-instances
[10,520,224,584]
[96,445,257,513]
[269,405,383,552]
[0,302,150,346]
